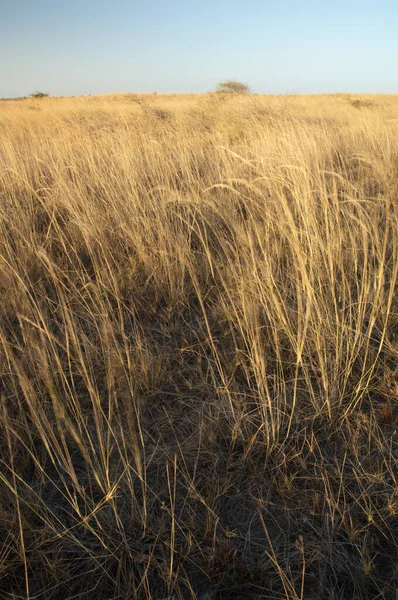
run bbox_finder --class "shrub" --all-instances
[30,91,49,98]
[215,80,251,94]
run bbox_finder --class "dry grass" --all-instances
[0,92,397,599]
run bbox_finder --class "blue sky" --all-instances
[1,0,397,97]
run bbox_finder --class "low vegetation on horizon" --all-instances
[0,92,397,599]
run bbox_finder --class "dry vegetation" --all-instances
[0,92,398,599]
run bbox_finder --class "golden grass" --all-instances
[0,92,397,599]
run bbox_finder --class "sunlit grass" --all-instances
[0,92,397,599]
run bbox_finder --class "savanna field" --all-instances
[0,92,397,599]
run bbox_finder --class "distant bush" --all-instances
[215,80,251,94]
[30,91,49,99]
[0,96,27,101]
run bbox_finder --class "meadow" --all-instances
[0,92,397,599]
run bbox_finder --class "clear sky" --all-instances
[1,0,397,97]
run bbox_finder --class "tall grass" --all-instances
[0,93,397,599]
